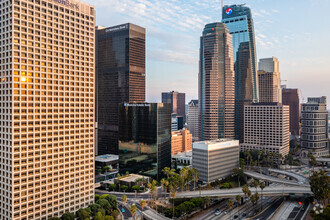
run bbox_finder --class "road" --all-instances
[176,186,313,199]
[252,197,284,220]
[244,170,309,187]
[268,168,309,184]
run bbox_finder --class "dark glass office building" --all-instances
[162,91,186,124]
[96,23,146,155]
[118,103,171,180]
[222,5,258,142]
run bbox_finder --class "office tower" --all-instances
[199,22,235,141]
[259,57,279,72]
[162,91,186,123]
[171,129,192,155]
[222,5,258,142]
[282,88,300,136]
[301,97,329,157]
[258,57,281,103]
[187,100,199,141]
[0,0,95,219]
[171,114,178,131]
[258,71,281,103]
[118,103,171,180]
[192,139,239,183]
[96,23,146,155]
[241,104,290,156]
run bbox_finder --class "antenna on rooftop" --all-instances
[221,0,224,17]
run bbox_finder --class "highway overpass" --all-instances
[268,168,309,184]
[244,170,309,187]
[176,186,313,199]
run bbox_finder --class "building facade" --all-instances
[118,103,171,180]
[241,104,290,156]
[258,71,281,103]
[171,129,192,155]
[96,23,146,155]
[258,57,281,103]
[192,139,239,183]
[199,22,235,141]
[301,97,329,157]
[187,100,199,141]
[222,5,258,142]
[162,91,186,124]
[0,0,95,219]
[282,88,300,136]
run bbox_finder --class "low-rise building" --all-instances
[95,154,119,182]
[172,151,192,170]
[171,129,192,155]
[192,139,239,183]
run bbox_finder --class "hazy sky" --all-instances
[87,0,330,106]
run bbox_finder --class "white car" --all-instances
[215,210,221,216]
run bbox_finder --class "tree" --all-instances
[76,208,91,220]
[164,180,169,199]
[310,170,330,206]
[161,178,166,198]
[49,218,61,220]
[94,211,105,220]
[109,184,117,192]
[95,194,101,202]
[236,195,242,205]
[129,204,137,218]
[254,179,259,193]
[140,200,147,211]
[260,181,266,210]
[121,195,127,206]
[242,184,249,199]
[111,210,119,219]
[97,199,111,211]
[240,158,245,169]
[192,168,199,191]
[89,203,102,217]
[162,167,175,179]
[309,153,317,172]
[104,194,118,211]
[233,168,244,187]
[61,212,75,220]
[171,190,177,219]
[120,185,128,192]
[105,216,114,220]
[227,199,234,220]
[251,192,260,213]
[204,196,211,208]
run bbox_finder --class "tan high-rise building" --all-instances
[241,103,290,156]
[0,0,95,219]
[171,129,192,155]
[198,22,235,141]
[258,57,282,103]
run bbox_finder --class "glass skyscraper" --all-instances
[199,23,235,141]
[222,5,258,142]
[118,103,171,180]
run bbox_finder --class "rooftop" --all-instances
[95,154,119,163]
[172,151,192,159]
[119,174,149,183]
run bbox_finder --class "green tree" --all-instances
[95,194,101,202]
[310,170,330,206]
[240,158,245,169]
[105,216,114,220]
[233,168,244,187]
[104,194,118,211]
[260,181,266,210]
[109,184,117,192]
[121,195,127,206]
[97,199,111,211]
[140,200,147,211]
[76,208,91,220]
[227,199,234,220]
[129,204,137,218]
[132,185,140,192]
[94,211,105,220]
[191,168,199,191]
[171,190,177,219]
[89,203,102,217]
[49,218,61,220]
[309,153,317,172]
[254,179,259,193]
[120,185,128,192]
[242,184,249,199]
[61,212,75,220]
[111,209,120,219]
[204,196,211,208]
[236,195,242,205]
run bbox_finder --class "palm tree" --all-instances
[260,182,266,210]
[242,184,249,199]
[121,195,127,206]
[192,168,199,191]
[160,178,166,198]
[129,204,137,219]
[162,167,171,179]
[165,180,169,200]
[236,195,242,217]
[170,190,177,219]
[227,199,234,220]
[254,179,259,194]
[140,200,146,211]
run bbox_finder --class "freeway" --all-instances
[268,168,309,184]
[244,170,309,187]
[176,186,312,199]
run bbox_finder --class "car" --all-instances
[215,210,221,216]
[223,211,227,215]
[242,213,247,217]
[234,215,238,219]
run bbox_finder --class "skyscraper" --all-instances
[118,103,171,180]
[301,97,329,157]
[282,88,300,136]
[96,23,146,155]
[0,0,95,219]
[222,5,258,142]
[258,57,281,103]
[162,91,186,124]
[199,22,235,141]
[187,100,199,140]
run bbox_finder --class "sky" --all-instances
[86,0,330,107]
